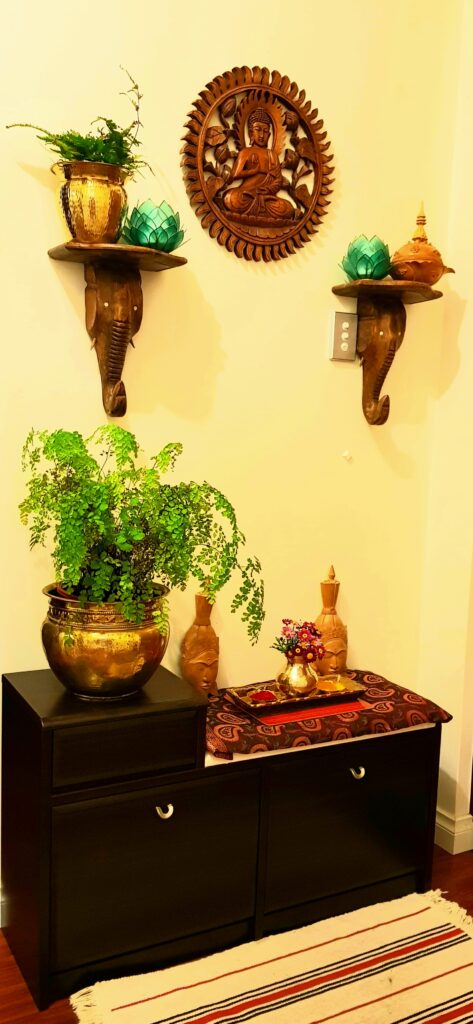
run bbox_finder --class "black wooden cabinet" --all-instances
[1,669,442,1010]
[261,727,439,933]
[51,771,260,972]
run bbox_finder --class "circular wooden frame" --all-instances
[182,67,334,262]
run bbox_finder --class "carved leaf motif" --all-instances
[215,142,230,162]
[294,184,312,208]
[206,175,225,199]
[205,126,227,147]
[283,148,299,170]
[284,110,299,132]
[221,165,232,181]
[221,96,236,118]
[296,139,317,163]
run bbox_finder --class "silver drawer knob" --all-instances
[350,766,366,780]
[155,803,174,819]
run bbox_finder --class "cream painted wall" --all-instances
[0,2,469,827]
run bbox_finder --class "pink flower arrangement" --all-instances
[272,618,325,664]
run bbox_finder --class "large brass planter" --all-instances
[56,161,128,243]
[42,585,169,700]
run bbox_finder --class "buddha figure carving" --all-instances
[315,565,348,676]
[180,595,219,698]
[222,106,297,226]
[182,68,335,261]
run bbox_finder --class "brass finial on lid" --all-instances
[412,202,428,243]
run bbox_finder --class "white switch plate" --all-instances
[330,311,358,361]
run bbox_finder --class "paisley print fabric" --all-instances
[205,670,451,760]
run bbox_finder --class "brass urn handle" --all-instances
[155,803,174,820]
[349,766,366,780]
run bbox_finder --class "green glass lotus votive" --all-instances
[122,199,185,253]
[341,235,391,280]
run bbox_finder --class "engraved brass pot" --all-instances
[56,161,128,243]
[276,656,320,697]
[42,585,169,700]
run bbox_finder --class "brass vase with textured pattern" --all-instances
[56,161,128,243]
[41,585,169,700]
[277,656,320,697]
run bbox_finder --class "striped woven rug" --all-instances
[71,891,473,1024]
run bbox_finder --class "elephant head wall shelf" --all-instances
[48,242,187,416]
[331,279,442,425]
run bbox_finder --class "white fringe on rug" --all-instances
[70,890,473,1024]
[422,888,473,930]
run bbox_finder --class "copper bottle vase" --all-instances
[41,585,169,700]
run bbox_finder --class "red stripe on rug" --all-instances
[424,996,473,1022]
[256,700,369,725]
[170,928,463,1024]
[306,961,473,1024]
[112,906,432,1012]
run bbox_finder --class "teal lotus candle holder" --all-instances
[121,199,185,253]
[341,236,391,281]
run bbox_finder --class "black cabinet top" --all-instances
[2,666,206,729]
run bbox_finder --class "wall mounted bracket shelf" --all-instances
[332,279,442,425]
[48,242,187,417]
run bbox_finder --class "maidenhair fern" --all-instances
[20,426,264,642]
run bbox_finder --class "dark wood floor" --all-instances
[1,846,472,1022]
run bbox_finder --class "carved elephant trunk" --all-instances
[84,262,143,417]
[356,295,406,426]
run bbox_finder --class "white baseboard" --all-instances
[435,808,473,854]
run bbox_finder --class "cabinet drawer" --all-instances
[52,709,202,787]
[264,727,437,914]
[51,770,259,970]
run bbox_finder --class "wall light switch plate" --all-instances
[330,311,358,361]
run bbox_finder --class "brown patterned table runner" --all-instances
[205,670,451,760]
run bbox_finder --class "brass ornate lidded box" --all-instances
[182,66,334,261]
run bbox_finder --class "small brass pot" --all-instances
[55,161,128,243]
[42,585,169,700]
[277,656,320,697]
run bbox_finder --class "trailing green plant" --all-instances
[20,425,265,642]
[6,69,150,176]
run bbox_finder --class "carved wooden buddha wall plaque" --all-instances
[182,67,334,262]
